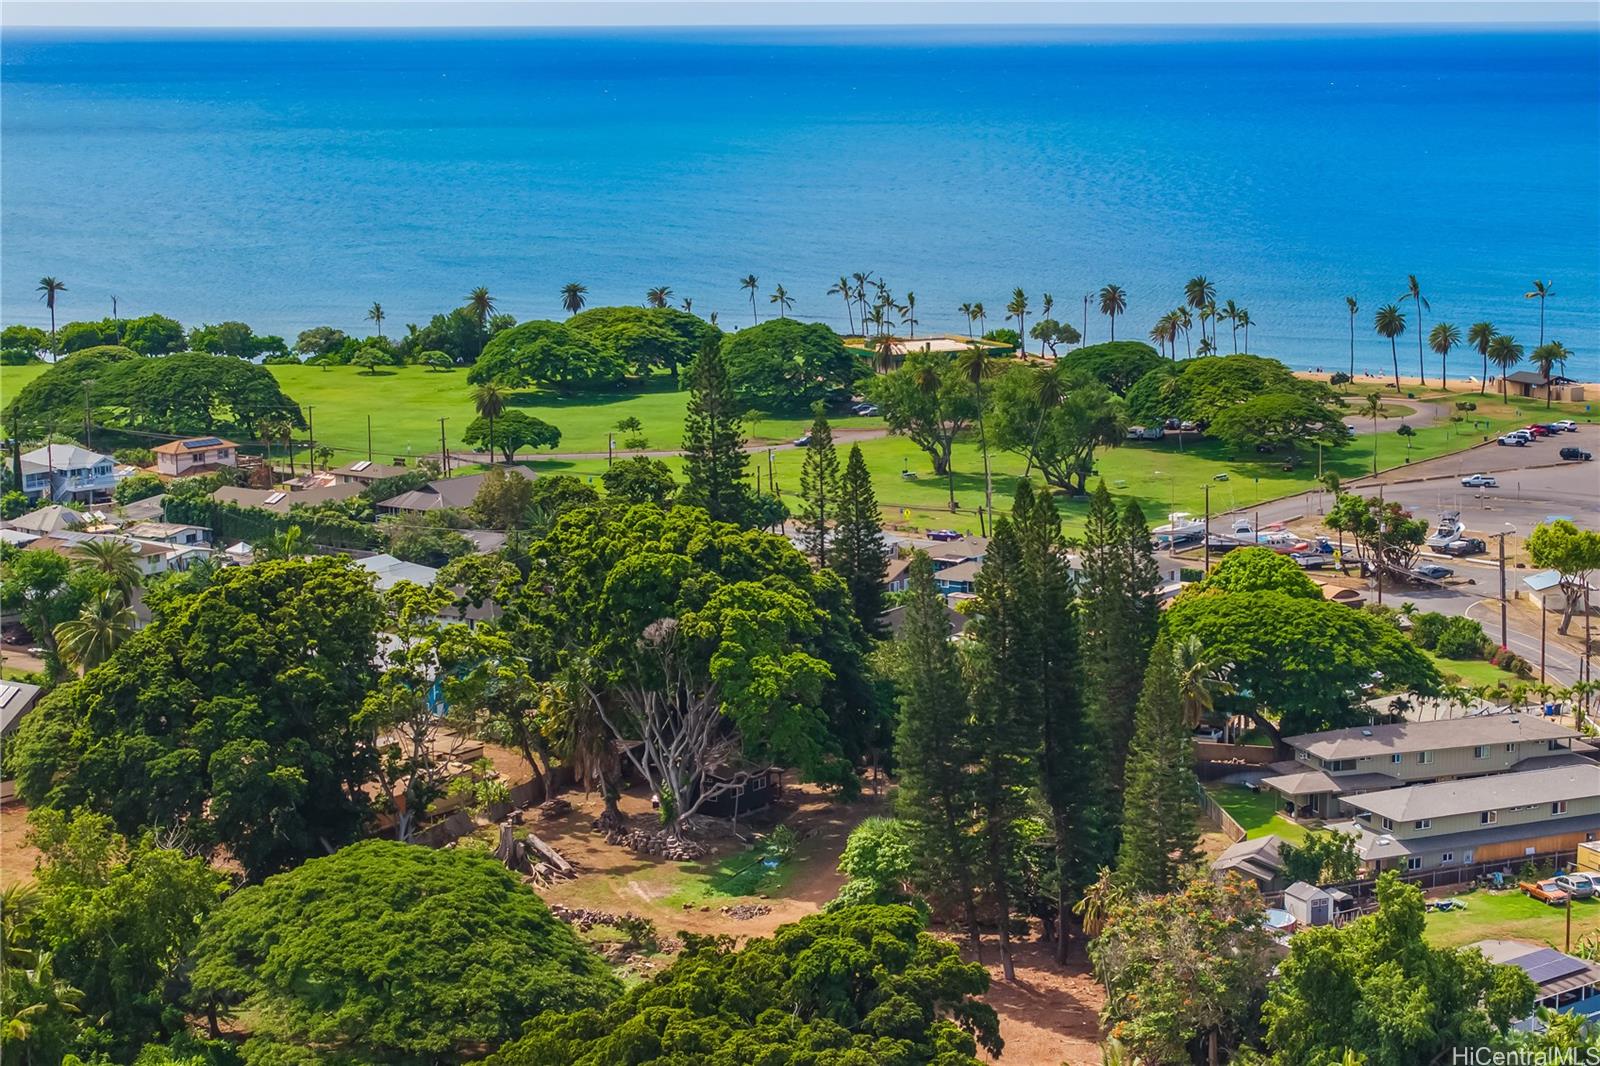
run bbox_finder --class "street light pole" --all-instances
[1490,527,1514,650]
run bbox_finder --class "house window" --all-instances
[1553,801,1569,815]
[1418,751,1434,765]
[1473,746,1488,759]
[1406,857,1423,871]
[1505,743,1517,752]
[1414,819,1431,830]
[1391,753,1403,764]
[1481,810,1498,825]
[1382,817,1394,831]
[1441,852,1455,864]
[1325,759,1354,772]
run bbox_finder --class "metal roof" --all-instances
[1341,764,1600,822]
[1287,715,1578,761]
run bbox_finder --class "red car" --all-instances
[1526,425,1551,437]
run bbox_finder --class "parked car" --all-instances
[1508,429,1535,443]
[1497,435,1526,447]
[1561,447,1594,461]
[1555,874,1597,899]
[792,433,812,447]
[1531,423,1561,436]
[1526,425,1551,438]
[1179,420,1199,432]
[1193,726,1225,742]
[1439,538,1487,557]
[1461,474,1498,487]
[1414,563,1454,580]
[1523,879,1572,906]
[852,402,879,416]
[1290,552,1330,569]
[927,529,962,542]
[1552,419,1578,432]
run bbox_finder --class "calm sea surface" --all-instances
[3,27,1597,378]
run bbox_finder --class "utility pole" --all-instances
[438,418,449,477]
[82,380,95,449]
[1203,483,1211,572]
[608,434,614,467]
[1082,293,1090,346]
[1541,592,1548,684]
[367,415,373,463]
[1494,530,1511,649]
[306,406,315,475]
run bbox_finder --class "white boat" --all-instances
[1425,511,1465,548]
[1153,512,1206,544]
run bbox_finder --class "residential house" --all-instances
[1211,835,1287,892]
[327,460,413,488]
[1328,763,1600,872]
[932,560,982,596]
[123,521,212,548]
[375,468,536,516]
[18,444,121,502]
[212,482,364,515]
[6,504,86,536]
[0,680,44,737]
[883,556,913,593]
[152,437,238,477]
[880,601,968,638]
[26,529,204,577]
[355,553,441,591]
[1501,370,1585,403]
[1261,715,1591,820]
[1473,940,1600,1031]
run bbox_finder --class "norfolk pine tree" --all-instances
[966,517,1045,981]
[890,552,983,952]
[1115,635,1202,893]
[680,335,752,525]
[796,404,840,566]
[830,444,889,635]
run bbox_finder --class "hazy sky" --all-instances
[5,0,1596,30]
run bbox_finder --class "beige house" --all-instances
[1262,715,1591,820]
[153,437,238,477]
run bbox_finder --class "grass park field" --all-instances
[3,359,1589,537]
[1425,887,1600,950]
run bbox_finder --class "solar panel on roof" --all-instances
[1517,949,1589,986]
[351,460,372,471]
[264,492,286,505]
[183,437,223,449]
[0,685,17,705]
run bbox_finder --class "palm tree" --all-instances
[1177,305,1193,358]
[54,590,135,673]
[958,301,975,337]
[1373,303,1407,390]
[955,343,999,515]
[258,524,308,560]
[366,301,385,339]
[740,274,760,324]
[1428,322,1461,387]
[1532,341,1570,408]
[560,282,587,317]
[1236,307,1253,353]
[70,538,142,598]
[1467,321,1497,395]
[1196,335,1216,357]
[851,271,872,330]
[871,331,901,376]
[1184,276,1215,346]
[1148,320,1168,359]
[3,950,85,1054]
[971,302,987,336]
[1345,295,1359,379]
[769,284,793,319]
[474,383,506,463]
[1220,299,1242,353]
[1487,334,1524,403]
[1040,292,1055,355]
[1006,288,1028,352]
[1398,275,1430,384]
[1023,364,1066,478]
[1360,393,1385,475]
[829,276,856,334]
[1072,867,1127,942]
[1097,284,1126,341]
[645,286,672,309]
[1172,635,1235,729]
[36,277,66,346]
[902,291,918,338]
[681,297,693,313]
[1525,280,1553,345]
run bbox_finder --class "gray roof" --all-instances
[20,443,111,470]
[330,461,412,481]
[376,469,536,512]
[355,553,440,590]
[0,680,44,736]
[8,504,87,534]
[1212,834,1285,882]
[1332,809,1600,862]
[1341,764,1600,822]
[1261,768,1403,796]
[1288,715,1578,761]
[213,482,364,514]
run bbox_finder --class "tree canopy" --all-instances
[566,305,718,378]
[469,320,625,390]
[485,905,999,1066]
[189,839,618,1065]
[1057,340,1165,395]
[986,366,1126,495]
[463,409,562,462]
[866,350,978,476]
[720,318,862,410]
[1126,354,1348,454]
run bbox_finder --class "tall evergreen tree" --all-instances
[890,552,983,951]
[831,444,889,635]
[796,405,840,567]
[1079,483,1130,774]
[966,517,1044,981]
[1116,635,1203,893]
[679,336,752,526]
[1012,480,1102,962]
[1119,498,1161,661]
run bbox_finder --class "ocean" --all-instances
[3,26,1597,379]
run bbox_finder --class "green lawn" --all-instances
[1426,888,1600,950]
[1,361,50,397]
[1423,648,1519,690]
[1205,783,1309,845]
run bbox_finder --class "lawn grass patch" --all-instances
[1204,783,1309,846]
[1422,648,1518,689]
[1425,888,1600,950]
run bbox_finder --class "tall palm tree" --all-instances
[1236,308,1253,353]
[1196,335,1216,357]
[829,276,856,334]
[1040,292,1055,354]
[1176,305,1193,358]
[1467,321,1497,395]
[1023,364,1066,478]
[1487,334,1524,403]
[258,524,308,560]
[955,343,1000,515]
[896,291,914,338]
[560,282,587,317]
[645,286,672,309]
[1345,295,1359,379]
[971,302,987,336]
[1398,275,1429,384]
[366,302,385,339]
[1184,276,1215,347]
[54,590,135,674]
[465,286,496,328]
[768,284,793,318]
[1525,280,1553,345]
[1373,303,1407,390]
[1219,299,1242,353]
[871,331,901,376]
[70,538,142,598]
[681,297,693,313]
[851,271,872,330]
[1172,635,1235,728]
[739,274,760,324]
[474,383,506,463]
[1148,319,1168,359]
[1428,322,1461,387]
[3,949,85,1052]
[1006,288,1028,352]
[1097,284,1126,341]
[1532,341,1570,408]
[1360,393,1385,475]
[958,301,975,337]
[36,277,66,346]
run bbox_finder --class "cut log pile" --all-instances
[604,826,708,861]
[494,821,579,886]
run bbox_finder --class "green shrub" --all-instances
[114,472,165,505]
[1410,611,1450,649]
[1435,616,1490,660]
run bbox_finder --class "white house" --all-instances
[18,444,121,502]
[152,436,238,477]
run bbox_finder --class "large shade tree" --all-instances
[721,318,862,410]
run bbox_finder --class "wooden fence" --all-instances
[1198,787,1248,843]
[1194,740,1280,766]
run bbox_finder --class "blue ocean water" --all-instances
[3,26,1597,379]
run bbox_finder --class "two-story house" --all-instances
[152,437,238,477]
[18,444,120,502]
[1329,763,1600,873]
[1261,715,1591,820]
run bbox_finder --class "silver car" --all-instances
[1555,873,1597,899]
